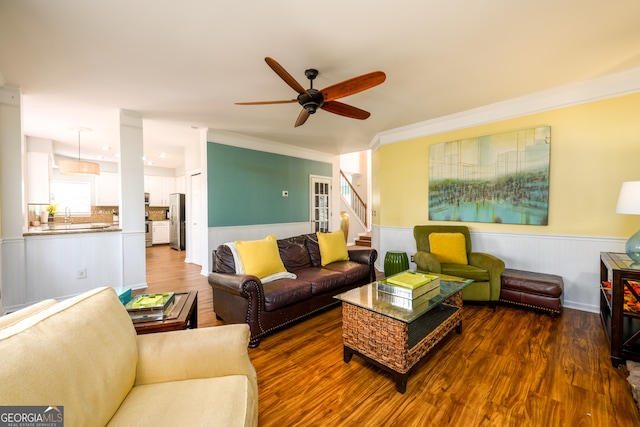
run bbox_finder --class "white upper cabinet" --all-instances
[145,175,176,206]
[96,172,119,206]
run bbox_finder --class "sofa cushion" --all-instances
[0,299,57,330]
[304,233,322,267]
[214,244,237,274]
[429,232,468,265]
[0,287,138,427]
[317,230,349,266]
[236,235,288,279]
[278,235,312,271]
[107,376,255,427]
[324,260,371,284]
[294,267,346,294]
[262,279,313,311]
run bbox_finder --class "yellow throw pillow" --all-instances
[428,232,468,265]
[317,230,349,266]
[235,234,287,279]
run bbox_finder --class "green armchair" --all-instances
[413,225,505,303]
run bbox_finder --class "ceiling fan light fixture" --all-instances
[60,126,100,176]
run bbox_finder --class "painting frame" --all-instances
[428,126,550,225]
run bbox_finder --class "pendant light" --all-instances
[59,127,100,175]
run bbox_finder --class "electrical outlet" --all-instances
[77,268,87,279]
[411,255,415,262]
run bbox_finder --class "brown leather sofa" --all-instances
[208,233,378,347]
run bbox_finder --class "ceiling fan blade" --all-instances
[235,99,298,105]
[294,109,310,127]
[321,101,371,120]
[265,57,311,96]
[321,71,386,102]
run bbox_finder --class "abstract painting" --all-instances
[428,126,550,225]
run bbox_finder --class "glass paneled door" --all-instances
[310,176,331,232]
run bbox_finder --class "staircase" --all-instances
[354,232,371,247]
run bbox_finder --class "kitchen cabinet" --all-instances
[145,176,175,206]
[27,152,52,204]
[96,172,119,206]
[176,175,185,194]
[152,220,170,244]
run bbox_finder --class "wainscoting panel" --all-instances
[1,238,26,313]
[373,225,626,313]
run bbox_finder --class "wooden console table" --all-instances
[600,252,640,367]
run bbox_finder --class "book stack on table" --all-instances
[124,292,175,322]
[377,271,441,303]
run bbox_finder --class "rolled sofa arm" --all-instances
[348,248,378,281]
[348,248,377,265]
[414,251,442,273]
[468,252,506,301]
[208,272,262,298]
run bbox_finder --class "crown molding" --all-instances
[207,129,335,163]
[372,66,640,149]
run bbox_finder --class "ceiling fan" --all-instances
[236,57,386,127]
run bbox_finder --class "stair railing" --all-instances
[340,170,367,227]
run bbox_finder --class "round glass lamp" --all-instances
[616,181,640,261]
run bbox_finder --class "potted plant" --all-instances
[46,203,58,224]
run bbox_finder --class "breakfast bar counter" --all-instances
[24,223,121,236]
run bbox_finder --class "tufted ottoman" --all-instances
[499,268,564,316]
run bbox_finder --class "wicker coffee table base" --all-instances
[342,292,463,393]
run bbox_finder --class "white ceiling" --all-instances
[2,0,640,170]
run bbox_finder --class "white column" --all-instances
[198,128,208,274]
[118,109,146,288]
[0,85,27,310]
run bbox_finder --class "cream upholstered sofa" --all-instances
[0,287,258,427]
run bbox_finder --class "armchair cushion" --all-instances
[440,263,489,282]
[428,232,468,265]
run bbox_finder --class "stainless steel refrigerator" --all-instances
[169,193,186,251]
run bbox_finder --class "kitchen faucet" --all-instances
[64,207,71,223]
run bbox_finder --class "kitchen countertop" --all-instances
[24,223,122,236]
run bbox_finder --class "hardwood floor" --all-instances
[145,245,640,426]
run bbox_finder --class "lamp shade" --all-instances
[616,181,640,215]
[59,160,100,175]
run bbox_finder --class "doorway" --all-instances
[310,175,331,232]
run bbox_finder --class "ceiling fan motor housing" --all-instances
[298,89,324,114]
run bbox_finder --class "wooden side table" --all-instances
[133,291,198,335]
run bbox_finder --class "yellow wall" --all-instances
[374,92,640,237]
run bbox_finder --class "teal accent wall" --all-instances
[207,143,332,227]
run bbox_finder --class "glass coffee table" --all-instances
[335,272,473,393]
